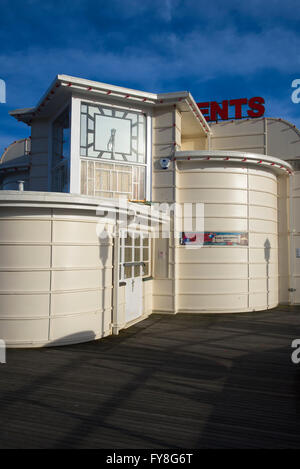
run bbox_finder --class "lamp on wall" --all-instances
[159,157,171,170]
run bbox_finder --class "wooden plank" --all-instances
[0,306,300,448]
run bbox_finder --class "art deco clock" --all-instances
[80,102,146,163]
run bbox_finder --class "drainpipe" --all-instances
[112,224,120,335]
[173,160,178,314]
[264,117,268,155]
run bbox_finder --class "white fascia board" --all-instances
[157,90,189,100]
[58,74,158,102]
[185,92,211,135]
[9,107,35,116]
[8,74,209,136]
[0,191,166,221]
[57,77,210,138]
[175,149,294,175]
[157,90,211,135]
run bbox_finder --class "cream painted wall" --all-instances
[290,172,300,303]
[175,164,279,312]
[151,106,179,313]
[0,195,114,347]
[210,118,266,154]
[210,117,300,305]
[210,117,300,160]
[181,136,207,151]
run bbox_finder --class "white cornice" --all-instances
[9,74,210,135]
[175,150,293,175]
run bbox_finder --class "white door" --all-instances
[120,230,151,323]
[125,277,143,322]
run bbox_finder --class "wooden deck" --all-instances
[1,306,300,448]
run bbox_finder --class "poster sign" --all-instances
[180,232,248,246]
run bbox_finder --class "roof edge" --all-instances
[8,74,210,134]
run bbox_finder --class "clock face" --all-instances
[80,103,146,163]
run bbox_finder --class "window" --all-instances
[81,160,145,199]
[80,103,146,163]
[51,107,70,192]
[287,159,300,171]
[119,231,151,280]
[80,103,147,200]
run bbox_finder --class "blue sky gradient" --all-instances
[0,0,299,155]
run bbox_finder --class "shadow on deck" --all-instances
[1,306,300,448]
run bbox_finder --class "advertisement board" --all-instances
[180,232,248,246]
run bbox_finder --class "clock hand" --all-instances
[107,128,117,159]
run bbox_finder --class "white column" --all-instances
[70,96,81,194]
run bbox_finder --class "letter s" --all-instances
[291,79,300,104]
[247,97,265,118]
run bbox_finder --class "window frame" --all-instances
[48,101,71,193]
[119,229,152,281]
[74,96,152,200]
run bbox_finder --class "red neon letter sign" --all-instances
[247,97,265,118]
[197,97,265,121]
[229,98,248,119]
[210,100,229,121]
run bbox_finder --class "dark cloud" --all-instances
[0,0,299,154]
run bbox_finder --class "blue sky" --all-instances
[0,0,299,155]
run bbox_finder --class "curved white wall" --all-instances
[175,153,291,313]
[0,192,114,347]
[290,170,300,304]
